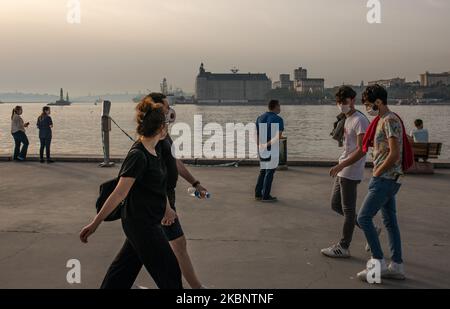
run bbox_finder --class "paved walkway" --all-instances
[0,162,449,288]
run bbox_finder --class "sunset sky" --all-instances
[1,0,449,95]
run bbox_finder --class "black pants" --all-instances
[39,137,52,160]
[331,176,360,249]
[101,223,182,289]
[12,131,29,160]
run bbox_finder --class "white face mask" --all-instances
[338,104,351,114]
[366,104,379,117]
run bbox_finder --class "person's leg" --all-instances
[164,190,202,289]
[100,239,143,289]
[339,178,359,249]
[262,169,276,199]
[357,177,390,260]
[18,132,29,159]
[39,138,45,161]
[255,169,266,198]
[170,235,202,289]
[45,138,52,160]
[331,177,343,216]
[12,133,21,159]
[381,183,403,264]
[131,226,182,289]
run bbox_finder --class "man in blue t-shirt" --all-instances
[255,100,285,202]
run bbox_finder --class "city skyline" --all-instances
[1,0,449,96]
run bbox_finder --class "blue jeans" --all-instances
[12,131,29,160]
[357,177,403,263]
[255,168,276,199]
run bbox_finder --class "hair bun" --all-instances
[135,95,166,137]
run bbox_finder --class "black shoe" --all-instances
[40,159,45,163]
[255,196,263,201]
[47,159,55,164]
[261,196,278,203]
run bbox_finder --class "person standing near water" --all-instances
[11,106,30,161]
[80,99,183,289]
[37,106,54,163]
[255,100,284,202]
[321,86,369,258]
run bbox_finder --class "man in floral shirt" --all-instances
[357,84,406,282]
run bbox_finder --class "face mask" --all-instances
[166,107,176,123]
[367,104,379,117]
[338,104,351,114]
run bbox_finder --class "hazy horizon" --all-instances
[1,0,449,96]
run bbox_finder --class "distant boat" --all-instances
[48,88,71,106]
[132,95,144,103]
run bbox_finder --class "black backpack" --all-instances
[96,148,147,222]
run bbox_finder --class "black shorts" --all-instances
[162,190,185,241]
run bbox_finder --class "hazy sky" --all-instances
[1,0,449,95]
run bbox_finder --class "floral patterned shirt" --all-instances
[373,111,403,179]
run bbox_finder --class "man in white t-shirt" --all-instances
[321,86,370,258]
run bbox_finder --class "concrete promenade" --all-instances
[0,161,449,289]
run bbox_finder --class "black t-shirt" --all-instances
[159,135,178,191]
[119,142,167,226]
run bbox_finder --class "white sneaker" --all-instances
[383,262,406,280]
[321,243,351,258]
[365,226,382,252]
[357,258,388,283]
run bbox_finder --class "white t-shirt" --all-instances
[338,111,370,181]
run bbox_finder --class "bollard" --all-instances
[278,137,288,170]
[100,100,115,168]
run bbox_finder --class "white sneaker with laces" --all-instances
[321,243,351,258]
[357,258,388,283]
[383,262,406,280]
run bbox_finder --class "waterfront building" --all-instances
[195,63,272,103]
[420,71,450,87]
[273,74,294,90]
[293,67,324,94]
[295,78,325,94]
[294,67,308,80]
[368,77,406,88]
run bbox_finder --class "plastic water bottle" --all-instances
[187,187,211,199]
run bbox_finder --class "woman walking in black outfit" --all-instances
[37,106,54,163]
[80,97,182,289]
